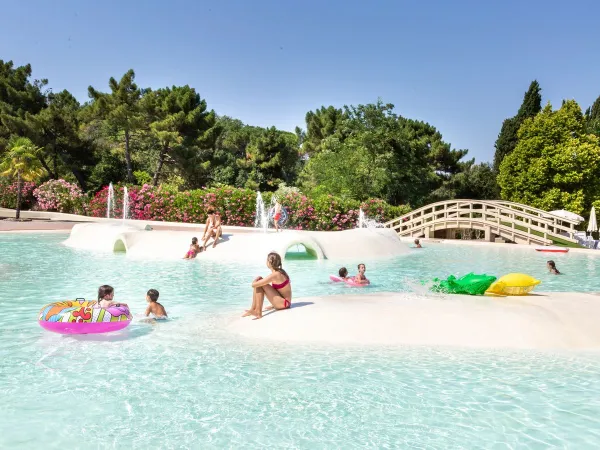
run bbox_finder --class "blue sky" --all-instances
[1,0,599,162]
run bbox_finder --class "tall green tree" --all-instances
[493,80,542,172]
[0,137,46,219]
[302,106,345,155]
[26,90,93,189]
[0,60,47,155]
[87,70,143,183]
[143,85,219,186]
[242,127,299,191]
[585,95,600,136]
[300,101,468,205]
[498,100,600,214]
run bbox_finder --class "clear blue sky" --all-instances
[2,0,599,162]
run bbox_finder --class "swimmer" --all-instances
[145,289,167,319]
[547,260,561,275]
[414,239,422,248]
[338,267,351,280]
[97,285,128,308]
[354,263,370,285]
[184,237,202,259]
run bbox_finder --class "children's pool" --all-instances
[1,233,600,448]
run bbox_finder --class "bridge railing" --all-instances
[383,200,580,244]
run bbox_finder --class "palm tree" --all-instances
[0,137,45,219]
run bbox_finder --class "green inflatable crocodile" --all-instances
[430,272,497,296]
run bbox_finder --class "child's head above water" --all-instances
[339,267,348,278]
[414,239,420,245]
[146,289,159,302]
[98,285,114,300]
[191,237,198,245]
[358,263,366,273]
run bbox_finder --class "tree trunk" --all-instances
[152,144,169,187]
[71,167,87,192]
[16,171,22,220]
[124,130,134,183]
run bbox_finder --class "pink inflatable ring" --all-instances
[38,299,132,334]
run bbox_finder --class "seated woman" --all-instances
[201,208,223,250]
[243,252,292,319]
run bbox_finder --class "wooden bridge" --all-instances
[383,200,580,246]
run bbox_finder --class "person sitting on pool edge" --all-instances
[201,208,223,251]
[547,260,561,275]
[97,285,128,308]
[243,252,292,320]
[145,289,167,319]
[414,239,422,248]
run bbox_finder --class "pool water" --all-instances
[1,233,600,448]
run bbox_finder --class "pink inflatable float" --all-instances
[38,299,132,334]
[329,275,369,287]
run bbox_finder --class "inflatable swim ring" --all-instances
[269,206,288,226]
[329,274,369,287]
[431,273,497,296]
[38,299,132,334]
[485,273,541,296]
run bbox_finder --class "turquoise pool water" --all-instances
[1,233,600,448]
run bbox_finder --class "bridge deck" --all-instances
[384,200,580,246]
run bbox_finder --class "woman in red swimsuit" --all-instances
[243,252,292,319]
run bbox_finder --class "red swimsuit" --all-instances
[271,278,291,309]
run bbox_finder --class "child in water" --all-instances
[184,237,202,259]
[547,260,561,275]
[414,239,422,248]
[354,263,370,285]
[97,285,128,308]
[145,289,167,319]
[338,267,351,280]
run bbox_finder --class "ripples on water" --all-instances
[1,234,600,448]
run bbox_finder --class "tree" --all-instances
[300,101,469,206]
[143,86,219,186]
[243,127,300,191]
[26,90,93,189]
[498,100,600,214]
[0,60,47,155]
[493,80,542,172]
[430,162,499,201]
[87,70,143,183]
[585,95,600,136]
[302,106,345,155]
[0,137,45,219]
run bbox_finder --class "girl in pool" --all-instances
[354,263,370,285]
[184,237,202,259]
[97,285,128,308]
[243,252,292,319]
[547,260,561,275]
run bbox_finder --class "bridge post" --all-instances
[484,226,494,242]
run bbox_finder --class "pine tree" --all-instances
[493,80,542,172]
[585,95,600,136]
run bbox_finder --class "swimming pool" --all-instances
[1,233,600,448]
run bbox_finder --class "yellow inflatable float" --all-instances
[485,273,541,296]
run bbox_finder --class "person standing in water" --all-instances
[272,200,283,232]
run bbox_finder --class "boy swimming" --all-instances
[354,263,370,285]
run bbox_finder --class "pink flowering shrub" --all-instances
[86,184,409,230]
[34,179,87,214]
[0,179,37,209]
